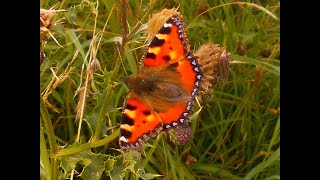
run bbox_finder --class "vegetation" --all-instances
[40,0,280,179]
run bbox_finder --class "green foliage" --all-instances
[40,0,280,179]
[60,148,108,179]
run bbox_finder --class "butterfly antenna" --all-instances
[116,46,128,76]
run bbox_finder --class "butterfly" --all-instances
[119,15,203,152]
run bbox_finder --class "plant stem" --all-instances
[126,1,156,41]
[40,94,58,153]
[93,89,111,140]
[40,95,59,179]
[120,0,128,49]
[142,135,161,167]
[55,129,120,158]
[51,158,58,180]
[40,124,52,180]
[66,79,75,140]
[112,0,155,78]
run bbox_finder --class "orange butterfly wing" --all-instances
[143,16,188,67]
[120,15,203,152]
[120,93,163,152]
[142,15,202,129]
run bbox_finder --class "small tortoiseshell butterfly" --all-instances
[119,15,203,152]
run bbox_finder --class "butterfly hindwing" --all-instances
[158,53,202,130]
[120,93,163,152]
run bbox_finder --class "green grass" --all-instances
[40,0,280,179]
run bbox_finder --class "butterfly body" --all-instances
[124,63,191,111]
[120,15,203,152]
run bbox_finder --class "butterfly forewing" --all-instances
[143,16,189,67]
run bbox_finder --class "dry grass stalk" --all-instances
[41,66,74,113]
[74,1,102,142]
